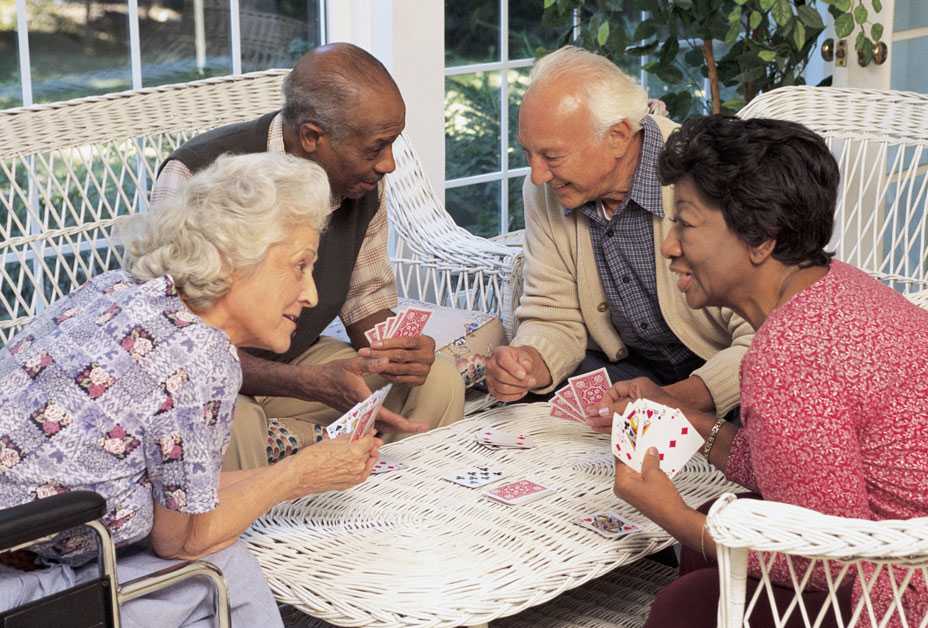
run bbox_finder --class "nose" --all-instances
[528,154,553,186]
[375,144,397,175]
[299,273,318,309]
[660,226,681,260]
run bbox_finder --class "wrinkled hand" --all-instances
[284,433,382,498]
[486,346,542,402]
[613,447,687,523]
[358,335,436,386]
[301,356,389,413]
[586,377,672,434]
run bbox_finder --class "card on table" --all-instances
[370,456,404,475]
[573,511,641,539]
[443,466,504,488]
[474,427,535,449]
[483,479,552,505]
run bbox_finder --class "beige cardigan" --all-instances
[512,115,753,416]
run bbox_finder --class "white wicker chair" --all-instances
[0,69,516,345]
[386,135,524,338]
[707,493,928,628]
[738,86,928,300]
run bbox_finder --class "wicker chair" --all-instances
[0,69,517,345]
[738,86,928,300]
[707,494,928,627]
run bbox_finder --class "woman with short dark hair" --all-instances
[598,115,928,627]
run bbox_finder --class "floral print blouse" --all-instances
[0,271,241,564]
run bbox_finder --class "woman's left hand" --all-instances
[614,447,688,524]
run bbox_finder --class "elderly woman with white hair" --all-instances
[486,45,752,424]
[0,152,380,626]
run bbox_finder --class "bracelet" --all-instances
[699,520,709,561]
[701,418,726,459]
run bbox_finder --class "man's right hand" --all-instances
[485,345,551,402]
[300,356,389,413]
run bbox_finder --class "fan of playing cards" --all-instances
[364,307,432,344]
[549,367,612,422]
[325,385,392,442]
[612,398,704,479]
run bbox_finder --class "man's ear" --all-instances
[605,119,635,156]
[298,122,325,155]
[750,239,777,265]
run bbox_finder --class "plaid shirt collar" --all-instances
[568,115,664,220]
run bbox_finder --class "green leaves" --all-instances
[854,5,868,24]
[544,0,556,8]
[758,49,777,62]
[835,13,855,38]
[771,0,793,26]
[796,5,824,30]
[873,0,883,13]
[793,20,806,48]
[750,10,763,30]
[833,0,851,11]
[872,23,883,41]
[597,21,610,46]
[759,0,776,10]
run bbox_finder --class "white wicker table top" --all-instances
[244,402,740,628]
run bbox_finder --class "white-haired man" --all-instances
[486,46,753,421]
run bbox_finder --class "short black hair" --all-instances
[658,115,839,267]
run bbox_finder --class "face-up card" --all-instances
[556,385,585,416]
[326,406,361,440]
[611,411,636,466]
[391,307,432,338]
[573,511,641,539]
[443,466,504,488]
[567,367,612,412]
[637,409,704,479]
[350,384,392,442]
[475,427,534,449]
[483,479,552,505]
[370,457,404,475]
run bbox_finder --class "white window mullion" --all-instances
[318,0,327,44]
[127,0,143,89]
[499,0,510,234]
[15,0,32,107]
[230,0,242,75]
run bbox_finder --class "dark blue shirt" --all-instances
[572,116,700,380]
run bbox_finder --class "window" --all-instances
[1,0,324,109]
[444,0,562,237]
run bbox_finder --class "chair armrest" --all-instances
[0,491,106,552]
[706,493,928,562]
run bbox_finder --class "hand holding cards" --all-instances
[550,367,612,423]
[364,306,432,344]
[325,385,392,441]
[611,398,704,478]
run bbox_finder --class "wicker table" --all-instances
[244,403,739,627]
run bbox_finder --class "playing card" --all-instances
[636,408,704,479]
[443,466,504,488]
[474,427,534,449]
[325,406,361,440]
[391,307,432,338]
[364,327,378,345]
[550,397,585,422]
[611,410,636,465]
[350,384,392,442]
[375,321,389,341]
[573,511,641,539]
[483,479,552,505]
[556,384,586,416]
[567,367,612,412]
[370,456,404,475]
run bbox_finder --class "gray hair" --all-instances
[528,45,649,135]
[123,153,331,310]
[281,43,398,140]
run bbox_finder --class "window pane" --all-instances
[25,0,131,104]
[140,0,232,88]
[445,0,499,66]
[240,0,321,73]
[507,174,526,232]
[507,67,530,169]
[446,180,501,238]
[445,71,501,180]
[895,0,928,31]
[0,6,22,109]
[891,38,928,94]
[508,0,564,60]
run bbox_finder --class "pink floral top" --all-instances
[0,271,241,564]
[726,261,928,624]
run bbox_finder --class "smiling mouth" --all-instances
[283,314,299,324]
[671,269,694,292]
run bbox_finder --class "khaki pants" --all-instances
[222,336,466,470]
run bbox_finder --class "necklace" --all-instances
[774,266,804,307]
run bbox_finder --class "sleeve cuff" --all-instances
[511,330,584,395]
[692,355,741,417]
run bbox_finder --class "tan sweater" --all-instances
[512,115,753,416]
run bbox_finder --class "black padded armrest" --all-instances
[0,491,106,552]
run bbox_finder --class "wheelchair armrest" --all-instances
[0,491,106,552]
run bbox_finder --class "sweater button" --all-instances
[597,302,608,313]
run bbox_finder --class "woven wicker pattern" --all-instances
[244,402,740,627]
[386,135,524,336]
[738,86,928,294]
[708,494,928,627]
